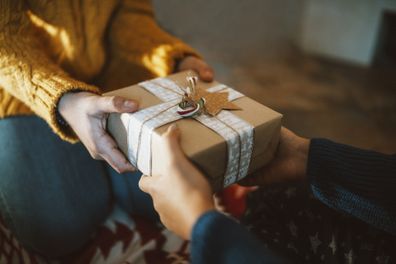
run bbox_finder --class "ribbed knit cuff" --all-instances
[170,43,203,73]
[33,76,100,143]
[144,42,202,77]
[307,138,396,235]
[0,8,101,143]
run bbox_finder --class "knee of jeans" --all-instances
[23,205,110,258]
[0,182,111,258]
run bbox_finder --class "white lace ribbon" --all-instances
[122,77,254,187]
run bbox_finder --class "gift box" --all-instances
[105,71,282,191]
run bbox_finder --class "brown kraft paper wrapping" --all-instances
[105,71,282,191]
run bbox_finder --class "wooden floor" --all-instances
[217,53,396,154]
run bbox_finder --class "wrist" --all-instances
[58,91,95,118]
[58,92,74,118]
[55,107,69,127]
[185,196,214,240]
[57,92,79,127]
[58,91,79,117]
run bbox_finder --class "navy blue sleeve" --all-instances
[191,211,290,264]
[308,138,396,235]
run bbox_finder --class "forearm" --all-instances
[0,0,99,142]
[307,138,396,234]
[108,0,200,79]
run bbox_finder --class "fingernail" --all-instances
[124,100,137,109]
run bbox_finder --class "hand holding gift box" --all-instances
[106,71,282,191]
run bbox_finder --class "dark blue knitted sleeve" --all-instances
[191,211,290,264]
[308,138,396,235]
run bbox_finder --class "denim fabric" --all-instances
[0,116,156,258]
[106,166,158,223]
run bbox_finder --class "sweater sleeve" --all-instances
[0,0,100,142]
[106,0,200,82]
[191,211,291,264]
[308,138,396,235]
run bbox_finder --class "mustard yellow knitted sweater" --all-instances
[0,0,198,142]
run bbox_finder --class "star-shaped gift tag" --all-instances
[191,88,241,116]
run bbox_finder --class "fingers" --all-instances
[138,174,153,194]
[195,61,214,82]
[178,56,214,82]
[96,95,138,114]
[102,149,135,174]
[93,131,135,173]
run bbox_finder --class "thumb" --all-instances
[162,124,184,160]
[138,174,154,194]
[97,95,138,114]
[179,57,214,82]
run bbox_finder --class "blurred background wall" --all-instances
[153,0,396,66]
[299,0,396,65]
[152,0,396,153]
[153,0,304,66]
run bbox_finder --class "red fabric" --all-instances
[68,222,136,263]
[0,211,189,264]
[218,184,257,218]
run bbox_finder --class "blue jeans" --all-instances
[0,116,157,258]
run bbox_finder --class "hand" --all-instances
[138,125,214,240]
[58,92,138,173]
[177,56,214,82]
[240,127,310,186]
